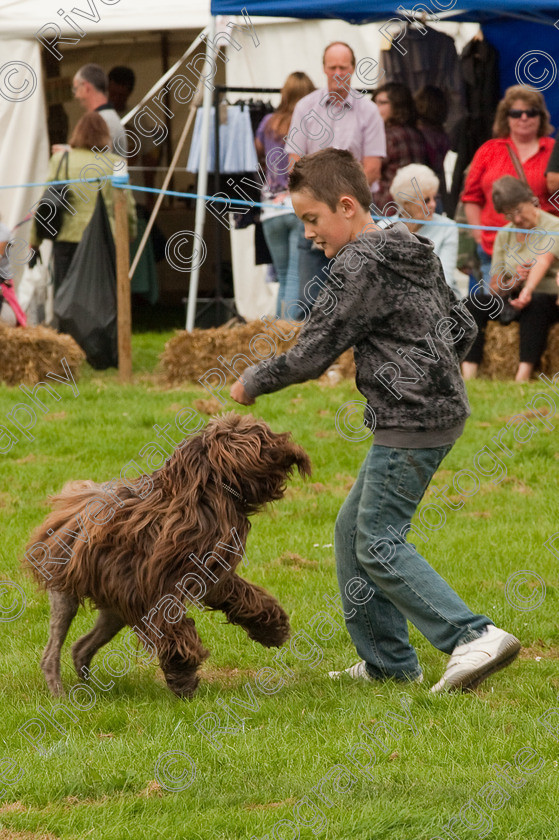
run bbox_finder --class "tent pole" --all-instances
[121,27,208,127]
[186,15,216,332]
[115,185,132,382]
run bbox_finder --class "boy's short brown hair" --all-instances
[289,148,371,212]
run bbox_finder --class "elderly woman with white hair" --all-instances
[390,164,460,297]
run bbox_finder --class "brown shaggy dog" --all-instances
[22,413,311,698]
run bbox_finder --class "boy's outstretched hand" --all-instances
[230,379,255,405]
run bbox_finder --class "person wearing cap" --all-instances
[462,175,559,381]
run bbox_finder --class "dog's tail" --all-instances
[20,479,106,591]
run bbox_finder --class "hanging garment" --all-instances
[187,105,259,173]
[449,36,501,215]
[245,99,275,136]
[379,25,467,141]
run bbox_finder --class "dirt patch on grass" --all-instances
[201,666,259,683]
[274,552,318,571]
[499,475,533,494]
[14,454,36,464]
[192,398,222,415]
[519,643,559,660]
[335,473,355,491]
[0,831,60,840]
[0,804,26,814]
[140,781,163,798]
[62,795,110,810]
[245,798,297,811]
[463,510,492,518]
[501,406,556,423]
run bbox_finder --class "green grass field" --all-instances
[1,332,558,840]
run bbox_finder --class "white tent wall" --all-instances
[225,16,479,321]
[0,0,209,37]
[0,40,49,234]
[0,0,212,299]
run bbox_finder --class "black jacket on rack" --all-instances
[379,24,467,140]
[449,36,500,215]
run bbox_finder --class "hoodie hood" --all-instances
[355,220,442,289]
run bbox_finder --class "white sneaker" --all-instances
[329,660,375,682]
[431,625,521,693]
[329,660,423,684]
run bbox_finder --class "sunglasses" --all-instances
[508,108,540,119]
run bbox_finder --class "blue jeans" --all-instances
[334,443,491,681]
[477,243,492,293]
[262,213,304,321]
[297,229,329,308]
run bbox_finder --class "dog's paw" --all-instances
[247,617,291,648]
[71,640,92,679]
[40,667,66,697]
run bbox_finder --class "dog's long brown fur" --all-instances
[21,413,311,698]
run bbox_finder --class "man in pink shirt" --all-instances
[285,42,386,308]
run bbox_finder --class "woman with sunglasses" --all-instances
[461,85,555,292]
[462,176,559,382]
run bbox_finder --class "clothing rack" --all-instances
[196,85,281,327]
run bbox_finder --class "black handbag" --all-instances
[54,191,118,369]
[498,296,521,325]
[35,151,70,241]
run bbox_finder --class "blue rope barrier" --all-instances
[121,184,559,236]
[0,177,108,190]
[4,175,559,237]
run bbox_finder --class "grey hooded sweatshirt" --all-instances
[242,221,478,448]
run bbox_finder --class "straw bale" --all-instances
[541,323,559,377]
[0,323,84,387]
[479,322,559,379]
[479,322,520,379]
[161,320,355,386]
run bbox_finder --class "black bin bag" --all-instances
[54,192,118,369]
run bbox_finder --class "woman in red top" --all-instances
[461,85,555,291]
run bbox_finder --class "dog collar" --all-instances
[222,482,247,505]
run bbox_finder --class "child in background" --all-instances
[0,216,26,327]
[231,148,520,692]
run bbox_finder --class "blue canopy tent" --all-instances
[208,0,559,110]
[210,0,559,25]
[185,0,559,328]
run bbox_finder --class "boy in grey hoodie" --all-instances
[231,148,520,692]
